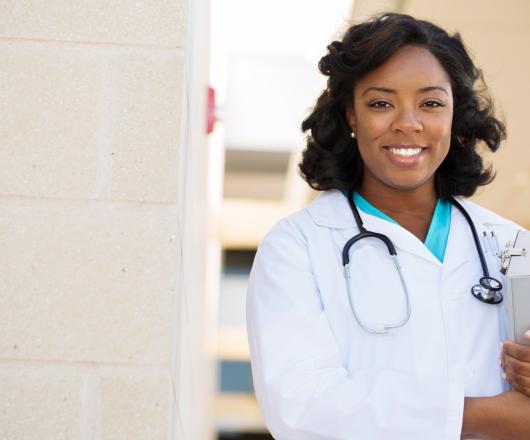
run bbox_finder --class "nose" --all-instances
[391,107,423,134]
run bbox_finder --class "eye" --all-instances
[422,99,445,108]
[368,100,393,109]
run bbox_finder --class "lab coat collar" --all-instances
[440,204,475,276]
[306,189,479,268]
[306,190,440,265]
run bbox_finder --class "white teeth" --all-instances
[388,147,422,156]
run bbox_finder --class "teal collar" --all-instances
[343,191,451,263]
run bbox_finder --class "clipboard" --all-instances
[503,230,530,346]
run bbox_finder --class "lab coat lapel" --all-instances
[440,201,476,279]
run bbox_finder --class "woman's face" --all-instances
[347,44,453,193]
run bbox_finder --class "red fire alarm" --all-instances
[206,86,216,134]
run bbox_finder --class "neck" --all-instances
[358,177,437,218]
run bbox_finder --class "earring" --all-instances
[350,131,356,139]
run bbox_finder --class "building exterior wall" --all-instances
[0,1,213,439]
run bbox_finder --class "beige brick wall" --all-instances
[0,1,213,439]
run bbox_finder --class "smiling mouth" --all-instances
[383,145,427,157]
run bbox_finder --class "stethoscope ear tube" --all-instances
[344,254,412,334]
[343,190,411,334]
[343,190,397,265]
[449,197,490,277]
[342,231,397,265]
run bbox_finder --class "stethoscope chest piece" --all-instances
[471,276,503,304]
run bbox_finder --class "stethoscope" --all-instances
[343,189,503,334]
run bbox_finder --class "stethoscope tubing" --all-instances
[343,190,503,334]
[448,196,490,278]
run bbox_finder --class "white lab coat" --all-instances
[246,189,523,440]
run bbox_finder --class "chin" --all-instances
[382,175,433,192]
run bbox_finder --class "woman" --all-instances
[246,12,530,440]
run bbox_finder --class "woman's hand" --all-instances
[501,332,530,397]
[462,391,530,439]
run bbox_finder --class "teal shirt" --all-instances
[343,191,451,263]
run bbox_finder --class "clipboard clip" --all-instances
[499,241,527,275]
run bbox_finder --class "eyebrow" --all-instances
[361,86,449,96]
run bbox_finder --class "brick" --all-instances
[108,51,184,203]
[0,368,83,440]
[0,0,186,48]
[98,374,171,440]
[0,42,101,199]
[0,201,178,364]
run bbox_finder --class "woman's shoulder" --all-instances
[260,190,349,244]
[258,204,315,249]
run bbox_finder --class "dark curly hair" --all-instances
[299,12,506,198]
